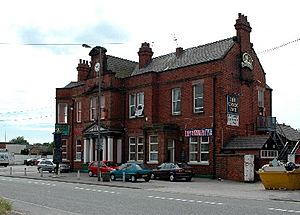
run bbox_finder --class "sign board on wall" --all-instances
[184,128,213,137]
[227,95,239,126]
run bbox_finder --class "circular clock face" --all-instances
[94,62,100,72]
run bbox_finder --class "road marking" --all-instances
[269,208,300,213]
[74,186,120,194]
[147,195,223,206]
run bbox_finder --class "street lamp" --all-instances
[82,44,103,181]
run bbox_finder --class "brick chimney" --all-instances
[138,42,153,69]
[77,59,89,81]
[176,47,183,57]
[234,13,252,52]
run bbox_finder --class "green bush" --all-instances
[0,198,12,215]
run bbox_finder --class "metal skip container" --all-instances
[258,160,300,190]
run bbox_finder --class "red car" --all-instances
[88,161,118,177]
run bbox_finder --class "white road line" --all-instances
[147,195,223,206]
[269,208,300,214]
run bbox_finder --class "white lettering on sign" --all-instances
[227,114,239,126]
[185,128,213,137]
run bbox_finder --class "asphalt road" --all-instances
[1,175,300,215]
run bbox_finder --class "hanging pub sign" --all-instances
[227,94,239,126]
[185,128,213,137]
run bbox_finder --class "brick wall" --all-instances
[216,154,245,181]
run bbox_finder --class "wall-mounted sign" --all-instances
[241,52,253,70]
[227,114,239,126]
[55,124,70,135]
[227,95,239,114]
[185,128,213,137]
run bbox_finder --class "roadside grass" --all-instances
[0,198,11,215]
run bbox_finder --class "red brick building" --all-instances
[55,14,298,181]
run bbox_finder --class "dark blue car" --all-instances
[110,162,152,182]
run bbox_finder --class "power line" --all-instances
[257,37,300,54]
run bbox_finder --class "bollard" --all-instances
[58,167,60,176]
[39,168,43,177]
[24,167,27,176]
[123,172,125,182]
[9,167,12,175]
[77,170,80,180]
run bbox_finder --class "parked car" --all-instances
[24,158,37,166]
[37,160,55,173]
[110,162,152,182]
[88,161,117,177]
[151,162,193,182]
[35,158,47,165]
[59,160,71,173]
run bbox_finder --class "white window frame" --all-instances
[129,92,144,118]
[128,136,144,162]
[189,136,209,164]
[100,95,105,119]
[58,103,68,123]
[260,150,278,159]
[172,88,181,115]
[76,101,82,123]
[193,83,204,113]
[62,139,67,159]
[90,97,97,121]
[75,140,82,161]
[148,135,158,163]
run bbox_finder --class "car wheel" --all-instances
[88,170,94,177]
[169,174,176,182]
[145,176,151,182]
[110,174,116,181]
[131,175,137,182]
[186,177,192,182]
[150,173,156,180]
[49,170,52,173]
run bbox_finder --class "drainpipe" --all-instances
[212,76,217,179]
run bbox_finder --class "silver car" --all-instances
[37,160,55,173]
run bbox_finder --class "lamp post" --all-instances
[82,44,103,181]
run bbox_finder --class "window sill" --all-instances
[147,161,158,164]
[188,162,209,166]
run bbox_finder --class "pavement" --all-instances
[1,165,300,205]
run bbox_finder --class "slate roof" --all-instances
[131,37,236,76]
[64,81,84,89]
[107,55,137,78]
[223,135,270,150]
[277,124,300,141]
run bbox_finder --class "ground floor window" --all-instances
[149,135,158,162]
[62,140,67,159]
[75,140,82,161]
[189,136,209,163]
[260,150,278,159]
[129,137,144,161]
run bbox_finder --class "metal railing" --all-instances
[256,116,276,131]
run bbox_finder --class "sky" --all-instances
[0,0,299,144]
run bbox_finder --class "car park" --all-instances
[151,162,193,182]
[88,161,117,177]
[37,160,55,173]
[110,162,152,182]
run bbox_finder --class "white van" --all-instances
[0,149,9,167]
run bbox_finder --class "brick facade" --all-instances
[56,14,276,181]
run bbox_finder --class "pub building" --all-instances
[56,14,298,181]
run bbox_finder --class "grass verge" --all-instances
[0,198,12,215]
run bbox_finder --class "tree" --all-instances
[9,136,29,145]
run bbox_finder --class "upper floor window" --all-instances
[193,82,204,113]
[76,101,82,123]
[58,103,68,123]
[90,97,97,121]
[258,89,264,108]
[100,95,106,119]
[172,88,181,115]
[129,92,144,118]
